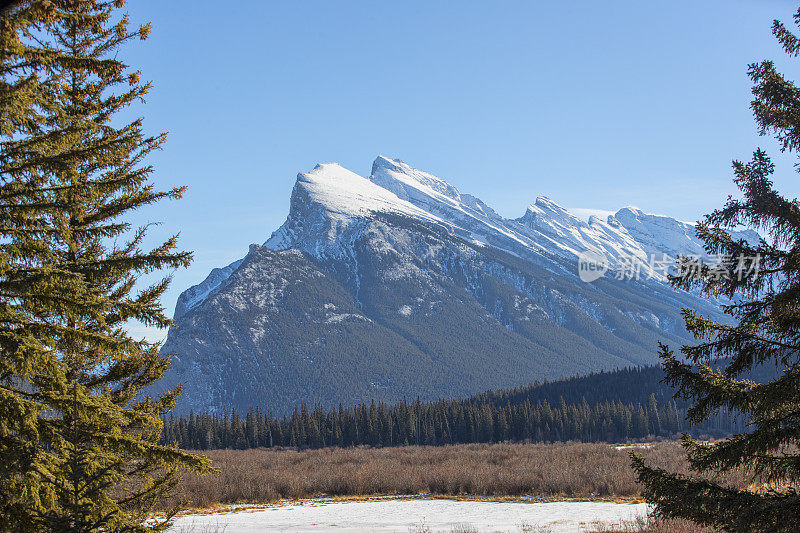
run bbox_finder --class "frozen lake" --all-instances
[167,497,650,532]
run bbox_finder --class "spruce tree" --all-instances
[0,1,209,531]
[631,7,800,531]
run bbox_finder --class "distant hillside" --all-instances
[161,363,761,450]
[471,360,777,409]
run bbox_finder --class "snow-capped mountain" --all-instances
[159,157,758,415]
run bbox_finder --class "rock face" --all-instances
[158,156,758,415]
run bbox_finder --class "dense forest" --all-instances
[161,364,762,449]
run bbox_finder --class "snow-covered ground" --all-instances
[167,497,650,533]
[613,444,652,451]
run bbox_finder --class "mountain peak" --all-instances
[370,156,462,202]
[532,196,571,213]
[264,158,441,253]
[293,160,433,219]
[370,154,402,174]
[520,197,585,231]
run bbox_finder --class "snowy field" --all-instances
[167,497,650,533]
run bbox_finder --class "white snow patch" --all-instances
[614,444,653,451]
[566,207,616,223]
[167,498,651,533]
[325,313,369,324]
[293,162,442,224]
[398,305,413,317]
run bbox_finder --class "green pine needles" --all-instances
[631,7,800,532]
[1,1,210,531]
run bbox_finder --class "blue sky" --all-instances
[122,0,800,338]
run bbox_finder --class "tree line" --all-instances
[161,366,750,450]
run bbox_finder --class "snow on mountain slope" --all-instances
[266,157,755,282]
[567,207,616,222]
[611,207,759,259]
[267,157,628,265]
[293,162,439,222]
[265,162,445,253]
[516,197,648,271]
[193,156,754,315]
[368,156,551,254]
[173,257,244,320]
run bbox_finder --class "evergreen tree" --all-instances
[0,3,61,528]
[0,1,209,530]
[632,7,800,531]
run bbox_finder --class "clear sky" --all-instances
[121,0,800,339]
